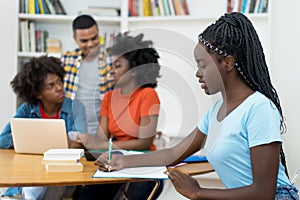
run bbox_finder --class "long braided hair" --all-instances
[198,12,289,177]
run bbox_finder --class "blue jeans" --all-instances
[275,185,299,200]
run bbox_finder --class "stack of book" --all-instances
[78,6,121,17]
[42,149,84,172]
[46,38,62,54]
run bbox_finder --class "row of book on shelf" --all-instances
[227,0,268,14]
[20,20,50,53]
[129,0,189,17]
[19,0,66,15]
[19,20,117,54]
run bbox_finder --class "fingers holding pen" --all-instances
[94,153,122,171]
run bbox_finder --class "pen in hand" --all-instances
[108,137,112,172]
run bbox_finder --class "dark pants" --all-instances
[73,180,164,200]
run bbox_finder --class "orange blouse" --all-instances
[100,87,160,151]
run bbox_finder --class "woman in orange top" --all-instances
[75,32,163,200]
[78,32,161,151]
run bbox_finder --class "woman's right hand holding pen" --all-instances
[94,152,123,172]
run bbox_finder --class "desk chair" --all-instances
[118,132,169,200]
[291,168,300,195]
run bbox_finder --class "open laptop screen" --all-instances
[10,118,68,154]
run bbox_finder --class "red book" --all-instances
[181,0,189,15]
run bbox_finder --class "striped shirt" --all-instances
[61,46,113,100]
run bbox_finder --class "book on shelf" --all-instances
[143,0,152,16]
[227,0,268,13]
[19,0,27,13]
[157,0,165,16]
[20,20,29,52]
[44,0,56,14]
[167,0,175,16]
[35,0,40,14]
[49,0,66,15]
[79,6,120,17]
[35,30,48,52]
[172,0,182,15]
[37,0,45,14]
[128,0,189,17]
[28,0,36,14]
[181,0,189,15]
[45,161,84,172]
[29,21,36,52]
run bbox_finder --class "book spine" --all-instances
[21,20,30,52]
[28,0,36,14]
[167,0,175,16]
[150,0,156,16]
[20,0,25,13]
[261,0,268,13]
[38,0,45,14]
[143,0,152,16]
[35,0,40,14]
[157,0,165,16]
[49,0,66,15]
[42,0,51,14]
[36,30,41,52]
[227,0,233,13]
[181,0,189,15]
[45,0,55,14]
[29,21,36,52]
[172,0,181,15]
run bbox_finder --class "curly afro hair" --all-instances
[10,55,65,105]
[107,32,161,88]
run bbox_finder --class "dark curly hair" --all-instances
[10,55,65,105]
[107,32,161,88]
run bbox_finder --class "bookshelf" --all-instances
[14,0,271,135]
[16,0,270,57]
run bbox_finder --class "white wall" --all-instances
[0,0,299,182]
[0,1,18,128]
[271,0,300,177]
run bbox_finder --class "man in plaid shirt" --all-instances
[62,15,113,137]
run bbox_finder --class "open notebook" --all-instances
[93,166,168,179]
[10,118,68,154]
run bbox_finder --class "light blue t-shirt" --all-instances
[198,91,290,188]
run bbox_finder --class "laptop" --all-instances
[10,118,68,154]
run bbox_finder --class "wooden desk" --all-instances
[0,149,213,187]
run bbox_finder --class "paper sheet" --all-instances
[93,166,169,179]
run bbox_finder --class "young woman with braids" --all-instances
[73,32,163,200]
[95,12,299,199]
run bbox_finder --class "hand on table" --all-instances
[165,169,201,199]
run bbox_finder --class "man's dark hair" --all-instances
[10,55,65,105]
[72,14,97,34]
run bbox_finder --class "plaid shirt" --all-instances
[61,46,113,100]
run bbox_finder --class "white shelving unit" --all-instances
[16,0,271,60]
